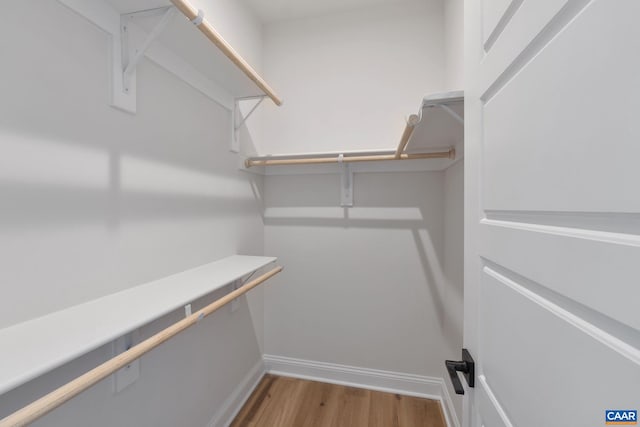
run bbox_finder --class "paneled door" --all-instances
[463,1,640,426]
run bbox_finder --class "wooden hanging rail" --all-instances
[394,114,421,158]
[245,148,455,168]
[243,91,463,169]
[0,266,283,427]
[169,0,282,106]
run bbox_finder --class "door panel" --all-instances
[480,0,570,92]
[480,268,639,427]
[482,0,516,47]
[483,0,640,212]
[465,0,640,426]
[477,377,512,427]
[480,220,640,330]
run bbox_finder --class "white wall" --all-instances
[260,2,465,424]
[192,0,263,68]
[0,0,466,424]
[263,168,464,422]
[260,0,445,154]
[193,0,268,156]
[0,1,265,426]
[442,159,464,417]
[442,0,464,416]
[264,172,447,377]
[444,0,464,89]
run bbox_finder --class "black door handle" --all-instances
[445,348,475,395]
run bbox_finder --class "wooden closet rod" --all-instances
[394,114,421,158]
[245,148,455,168]
[169,0,283,106]
[0,266,283,427]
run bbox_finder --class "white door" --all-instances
[462,1,640,426]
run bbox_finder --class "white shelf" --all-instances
[0,255,277,395]
[58,0,280,112]
[121,0,274,100]
[241,91,464,175]
[406,90,464,154]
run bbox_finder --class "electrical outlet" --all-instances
[112,330,140,393]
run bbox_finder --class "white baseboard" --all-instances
[440,379,461,427]
[263,354,460,427]
[206,359,265,427]
[204,355,461,427]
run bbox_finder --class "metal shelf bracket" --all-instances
[339,156,353,207]
[121,7,177,94]
[232,95,266,153]
[438,104,464,125]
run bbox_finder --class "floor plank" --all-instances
[290,380,339,427]
[399,394,447,427]
[368,391,400,427]
[334,386,371,427]
[230,375,447,427]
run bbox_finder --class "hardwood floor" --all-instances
[230,374,447,427]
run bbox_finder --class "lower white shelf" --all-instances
[0,255,277,396]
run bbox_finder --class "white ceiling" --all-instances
[244,0,413,23]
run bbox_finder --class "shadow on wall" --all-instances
[0,1,269,231]
[0,121,264,230]
[262,171,461,354]
[0,2,270,426]
[0,0,269,329]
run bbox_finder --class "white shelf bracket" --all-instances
[112,330,140,393]
[439,104,464,125]
[230,279,242,312]
[121,7,177,94]
[339,156,353,207]
[232,95,266,153]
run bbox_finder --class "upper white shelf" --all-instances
[59,0,281,112]
[0,255,277,395]
[405,90,464,154]
[129,0,280,103]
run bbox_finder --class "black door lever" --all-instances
[445,348,475,395]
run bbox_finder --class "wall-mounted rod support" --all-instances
[340,162,353,207]
[235,96,265,130]
[169,0,283,106]
[232,95,267,153]
[0,266,283,427]
[418,93,464,127]
[245,148,455,168]
[438,104,464,125]
[122,6,177,91]
[393,92,464,157]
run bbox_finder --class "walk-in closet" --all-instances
[1,1,637,426]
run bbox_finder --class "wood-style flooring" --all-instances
[230,374,447,427]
